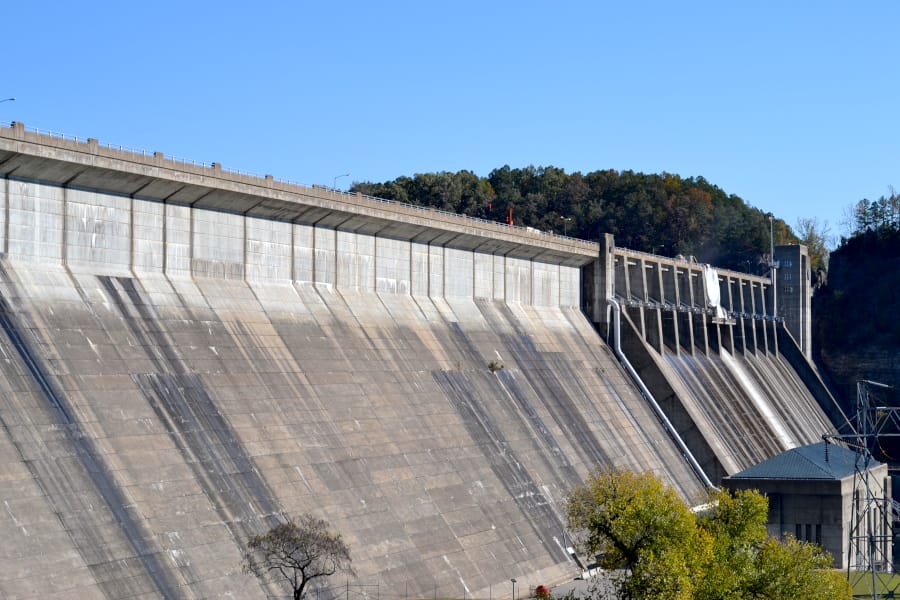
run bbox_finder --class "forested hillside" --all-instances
[814,228,900,351]
[355,166,896,413]
[812,192,900,408]
[352,166,798,273]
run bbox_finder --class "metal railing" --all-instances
[613,247,771,283]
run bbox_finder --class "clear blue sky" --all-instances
[6,1,898,244]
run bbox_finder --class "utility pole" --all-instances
[827,380,898,598]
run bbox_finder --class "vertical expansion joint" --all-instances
[242,212,247,282]
[425,241,431,298]
[189,203,194,278]
[503,250,510,304]
[3,175,8,255]
[162,201,168,274]
[558,258,562,307]
[311,223,317,284]
[333,225,338,287]
[290,219,296,285]
[61,186,67,266]
[530,256,534,307]
[128,191,134,273]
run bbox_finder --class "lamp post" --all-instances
[768,214,775,266]
[768,213,777,318]
[333,172,351,190]
[510,579,516,600]
[560,216,572,236]
[0,97,14,104]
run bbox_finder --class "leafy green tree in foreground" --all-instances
[565,469,702,599]
[243,513,353,600]
[566,470,851,600]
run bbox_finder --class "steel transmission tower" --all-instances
[831,380,898,598]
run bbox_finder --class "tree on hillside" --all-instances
[565,469,851,600]
[844,190,900,237]
[812,226,900,351]
[352,166,800,272]
[243,514,353,600]
[795,216,832,274]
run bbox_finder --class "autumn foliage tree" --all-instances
[795,216,832,273]
[565,470,850,600]
[352,167,795,272]
[243,513,353,600]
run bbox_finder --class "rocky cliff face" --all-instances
[813,228,900,413]
[817,348,900,412]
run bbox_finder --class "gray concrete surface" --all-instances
[0,124,839,599]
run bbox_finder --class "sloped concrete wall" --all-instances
[0,178,705,599]
[619,306,836,483]
[608,244,840,488]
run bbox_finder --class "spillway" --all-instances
[609,243,844,485]
[0,123,840,599]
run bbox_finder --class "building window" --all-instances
[796,524,802,539]
[783,272,792,281]
[782,260,793,267]
[815,524,822,545]
[806,524,812,542]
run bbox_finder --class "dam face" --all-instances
[0,123,837,599]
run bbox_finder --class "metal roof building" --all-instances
[724,441,891,570]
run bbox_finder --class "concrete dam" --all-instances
[0,122,843,599]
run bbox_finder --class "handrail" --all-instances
[607,298,716,489]
[613,247,772,284]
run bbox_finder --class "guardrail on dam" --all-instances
[0,122,840,599]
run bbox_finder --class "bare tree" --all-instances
[795,216,832,273]
[243,514,353,600]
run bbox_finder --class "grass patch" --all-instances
[850,571,900,598]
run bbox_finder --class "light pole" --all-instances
[0,97,14,104]
[768,213,777,318]
[333,172,350,190]
[510,578,516,600]
[768,214,775,267]
[560,216,572,236]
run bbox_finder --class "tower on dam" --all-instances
[774,243,812,358]
[0,122,843,599]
